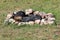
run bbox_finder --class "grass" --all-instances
[0,0,60,40]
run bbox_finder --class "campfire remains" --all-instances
[4,9,56,26]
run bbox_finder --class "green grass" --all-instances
[0,0,60,40]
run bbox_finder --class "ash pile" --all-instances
[4,9,56,26]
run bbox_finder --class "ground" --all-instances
[0,0,60,40]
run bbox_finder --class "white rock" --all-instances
[13,11,17,14]
[35,20,41,24]
[18,23,22,26]
[48,21,54,24]
[34,11,39,15]
[28,21,34,25]
[6,13,12,19]
[9,18,15,23]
